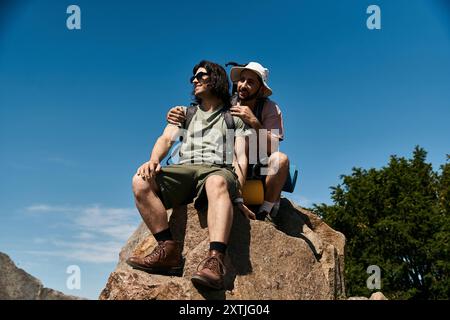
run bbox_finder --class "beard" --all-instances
[238,81,263,101]
[238,89,259,102]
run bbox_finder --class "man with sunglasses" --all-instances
[168,62,289,222]
[127,60,253,290]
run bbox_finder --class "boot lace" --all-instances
[144,241,166,263]
[197,255,226,276]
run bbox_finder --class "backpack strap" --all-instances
[166,105,197,165]
[222,109,235,130]
[221,109,235,166]
[183,105,199,130]
[230,94,239,107]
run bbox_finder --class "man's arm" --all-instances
[150,124,180,162]
[137,124,180,180]
[233,135,256,220]
[233,135,248,189]
[248,118,280,156]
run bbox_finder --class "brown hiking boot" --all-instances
[126,240,183,276]
[191,250,226,290]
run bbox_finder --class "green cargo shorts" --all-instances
[154,164,241,210]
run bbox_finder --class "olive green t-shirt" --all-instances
[174,105,251,165]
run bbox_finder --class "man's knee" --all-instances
[205,175,228,196]
[268,152,289,173]
[132,174,155,200]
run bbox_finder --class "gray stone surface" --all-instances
[0,252,85,300]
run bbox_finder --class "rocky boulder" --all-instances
[100,198,346,300]
[0,252,84,300]
[347,292,388,300]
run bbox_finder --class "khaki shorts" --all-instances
[154,164,240,210]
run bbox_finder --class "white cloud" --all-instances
[25,245,121,264]
[26,204,78,213]
[24,204,140,263]
[74,206,137,241]
[54,240,124,263]
[75,232,96,240]
[100,225,137,241]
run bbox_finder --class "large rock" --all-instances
[100,198,346,300]
[370,292,387,300]
[0,252,84,300]
[347,292,388,300]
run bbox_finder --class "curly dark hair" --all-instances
[192,60,231,108]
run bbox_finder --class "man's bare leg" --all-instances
[127,174,182,274]
[257,152,289,219]
[204,175,233,243]
[191,174,233,290]
[264,151,289,202]
[131,174,169,235]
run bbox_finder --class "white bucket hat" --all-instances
[230,61,272,97]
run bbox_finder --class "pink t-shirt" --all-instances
[259,99,284,141]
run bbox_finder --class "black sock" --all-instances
[256,211,268,221]
[210,242,227,254]
[154,228,173,242]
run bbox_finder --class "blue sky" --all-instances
[0,0,449,299]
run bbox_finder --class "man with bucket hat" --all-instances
[228,62,289,221]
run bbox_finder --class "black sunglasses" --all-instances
[190,71,209,83]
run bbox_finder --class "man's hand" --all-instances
[230,104,258,127]
[234,193,256,220]
[167,106,186,126]
[238,203,256,220]
[136,159,161,181]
